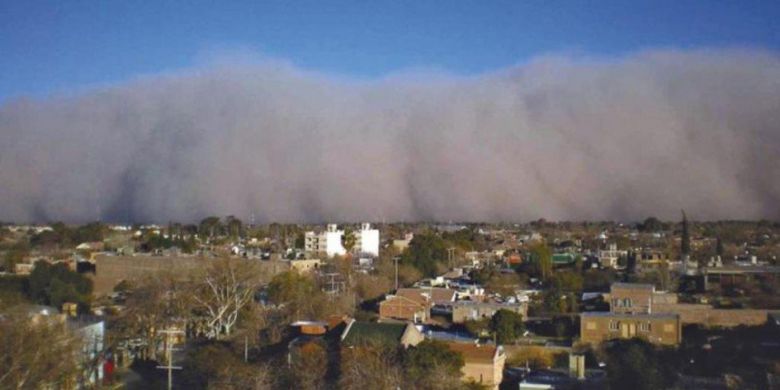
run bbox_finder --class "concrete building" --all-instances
[304,223,379,258]
[289,258,322,273]
[393,233,414,253]
[580,282,681,346]
[598,243,626,268]
[451,301,528,323]
[610,282,771,328]
[580,312,681,346]
[701,265,780,291]
[396,287,457,306]
[304,224,346,257]
[608,283,655,314]
[379,293,431,323]
[354,223,379,257]
[446,343,505,390]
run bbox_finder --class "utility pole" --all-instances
[244,335,249,362]
[156,329,183,390]
[447,247,456,269]
[393,256,400,290]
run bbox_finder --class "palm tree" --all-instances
[342,228,357,256]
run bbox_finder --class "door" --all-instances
[629,323,637,337]
[620,323,629,338]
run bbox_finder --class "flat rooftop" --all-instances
[611,282,655,291]
[580,312,678,320]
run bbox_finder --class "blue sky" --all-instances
[1,0,779,101]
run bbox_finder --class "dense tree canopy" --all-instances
[402,232,448,277]
[27,261,92,310]
[403,340,464,387]
[603,339,675,390]
[491,309,525,344]
[29,222,107,249]
[638,217,666,232]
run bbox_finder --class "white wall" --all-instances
[358,228,380,257]
[325,230,346,257]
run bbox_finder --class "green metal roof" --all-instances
[552,253,576,264]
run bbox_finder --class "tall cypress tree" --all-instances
[716,237,724,256]
[681,210,690,256]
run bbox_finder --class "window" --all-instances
[609,321,619,331]
[612,299,621,307]
[624,298,632,307]
[640,322,651,332]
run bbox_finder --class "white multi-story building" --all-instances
[324,224,347,257]
[305,224,347,257]
[355,223,379,257]
[304,223,380,258]
[598,243,626,268]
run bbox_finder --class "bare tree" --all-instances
[289,341,328,390]
[339,343,403,390]
[116,273,189,360]
[191,258,262,339]
[0,310,81,389]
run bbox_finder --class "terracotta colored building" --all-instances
[446,343,506,390]
[378,288,456,322]
[580,312,681,346]
[608,283,655,314]
[379,294,430,322]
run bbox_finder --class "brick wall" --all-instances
[379,296,427,321]
[653,303,768,327]
[91,255,287,296]
[580,315,681,346]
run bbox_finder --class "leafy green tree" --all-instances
[582,269,617,292]
[464,318,491,338]
[2,241,29,272]
[225,216,243,238]
[716,237,724,256]
[0,275,31,310]
[402,232,448,277]
[27,261,93,310]
[342,228,357,254]
[267,271,316,305]
[551,271,583,294]
[71,221,107,243]
[528,243,552,281]
[490,309,525,344]
[199,216,222,238]
[603,339,674,390]
[403,340,464,386]
[626,251,637,275]
[441,227,486,251]
[638,217,664,232]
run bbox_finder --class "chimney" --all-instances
[569,353,586,380]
